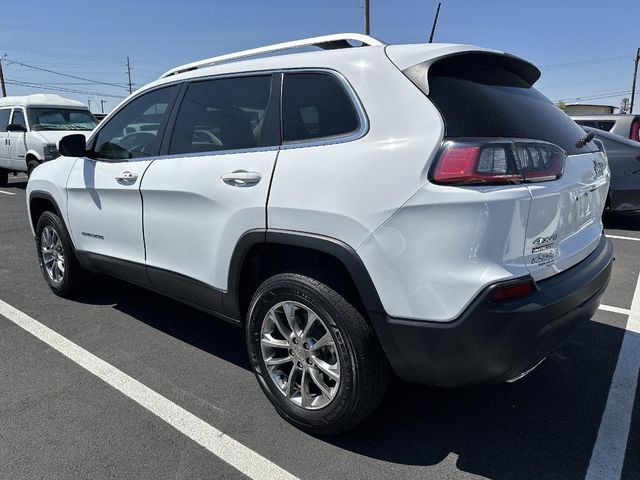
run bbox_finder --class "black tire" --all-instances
[27,158,41,177]
[35,211,88,297]
[246,273,389,435]
[0,169,7,187]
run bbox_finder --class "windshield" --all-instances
[27,108,97,131]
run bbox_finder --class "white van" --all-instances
[0,94,97,185]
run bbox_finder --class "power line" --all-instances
[5,80,126,99]
[6,77,128,86]
[5,59,128,89]
[541,54,633,70]
[556,90,635,103]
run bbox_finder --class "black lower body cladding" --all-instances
[374,234,614,386]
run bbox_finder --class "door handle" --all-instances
[115,171,138,182]
[221,170,262,187]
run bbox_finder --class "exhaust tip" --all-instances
[506,357,546,383]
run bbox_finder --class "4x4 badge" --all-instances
[533,234,557,245]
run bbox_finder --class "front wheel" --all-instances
[0,169,7,187]
[246,273,389,435]
[35,211,88,297]
[27,158,41,177]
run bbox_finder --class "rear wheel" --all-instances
[0,169,7,187]
[246,273,389,435]
[35,211,88,297]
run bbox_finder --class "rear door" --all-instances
[141,73,279,307]
[524,150,608,280]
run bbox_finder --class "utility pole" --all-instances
[630,48,640,114]
[429,2,442,43]
[126,56,133,94]
[0,55,7,97]
[364,0,370,35]
[87,99,92,111]
[100,100,107,113]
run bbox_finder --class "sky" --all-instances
[1,0,637,113]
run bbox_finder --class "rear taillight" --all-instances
[490,278,536,302]
[631,119,640,142]
[432,139,566,186]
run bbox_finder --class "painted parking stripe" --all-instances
[599,304,632,316]
[607,234,640,242]
[585,272,640,480]
[0,299,298,480]
[0,190,16,195]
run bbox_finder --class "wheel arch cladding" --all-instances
[227,230,387,326]
[29,192,62,233]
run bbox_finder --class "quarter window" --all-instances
[282,73,360,142]
[0,109,10,132]
[169,75,273,155]
[92,85,178,160]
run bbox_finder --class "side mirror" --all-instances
[6,123,27,133]
[58,134,87,157]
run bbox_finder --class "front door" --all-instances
[66,84,180,284]
[0,108,11,169]
[8,108,28,170]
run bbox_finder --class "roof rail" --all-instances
[160,33,384,79]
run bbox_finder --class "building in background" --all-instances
[563,103,617,115]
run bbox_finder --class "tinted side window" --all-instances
[0,109,10,132]
[92,85,177,160]
[282,73,360,142]
[169,75,273,155]
[11,109,26,128]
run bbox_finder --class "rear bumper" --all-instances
[375,234,613,386]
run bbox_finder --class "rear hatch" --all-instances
[389,48,610,280]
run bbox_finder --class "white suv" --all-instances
[0,94,97,185]
[26,34,614,434]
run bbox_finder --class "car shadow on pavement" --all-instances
[6,179,27,190]
[325,320,629,480]
[74,276,252,371]
[73,277,631,480]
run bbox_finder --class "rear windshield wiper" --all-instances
[575,131,596,149]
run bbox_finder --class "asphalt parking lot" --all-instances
[1,174,638,480]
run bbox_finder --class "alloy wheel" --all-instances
[41,225,65,284]
[260,301,341,410]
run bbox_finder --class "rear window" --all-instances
[422,54,597,155]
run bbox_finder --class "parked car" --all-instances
[583,126,640,211]
[572,114,640,141]
[26,33,613,434]
[0,94,97,185]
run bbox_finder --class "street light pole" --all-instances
[630,48,639,114]
[0,56,7,97]
[364,0,370,35]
